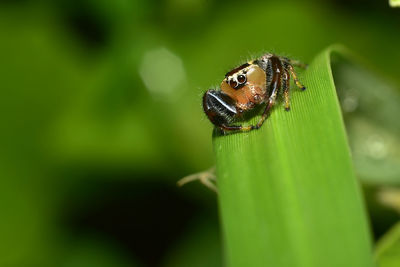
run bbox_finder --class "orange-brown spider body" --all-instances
[202,54,306,132]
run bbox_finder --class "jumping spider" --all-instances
[203,53,307,132]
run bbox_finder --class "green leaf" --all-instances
[375,221,400,267]
[214,46,374,267]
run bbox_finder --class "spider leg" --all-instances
[288,59,308,69]
[220,103,276,131]
[219,124,253,132]
[250,55,283,130]
[282,68,291,111]
[288,64,306,91]
[251,90,279,129]
[252,73,281,129]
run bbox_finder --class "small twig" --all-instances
[177,166,218,193]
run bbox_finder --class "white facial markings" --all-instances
[232,66,251,87]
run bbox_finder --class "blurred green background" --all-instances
[0,0,399,266]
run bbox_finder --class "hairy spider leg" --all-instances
[252,56,282,129]
[288,64,306,91]
[282,68,291,111]
[287,59,308,69]
[219,124,253,132]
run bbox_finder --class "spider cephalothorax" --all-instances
[203,54,307,132]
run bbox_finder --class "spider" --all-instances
[203,53,307,132]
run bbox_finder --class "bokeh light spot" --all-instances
[139,47,186,101]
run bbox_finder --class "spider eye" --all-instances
[237,74,246,84]
[229,80,238,88]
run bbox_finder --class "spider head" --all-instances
[221,63,267,110]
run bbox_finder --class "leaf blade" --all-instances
[214,47,374,267]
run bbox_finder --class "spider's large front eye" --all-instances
[229,80,238,88]
[237,74,246,84]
